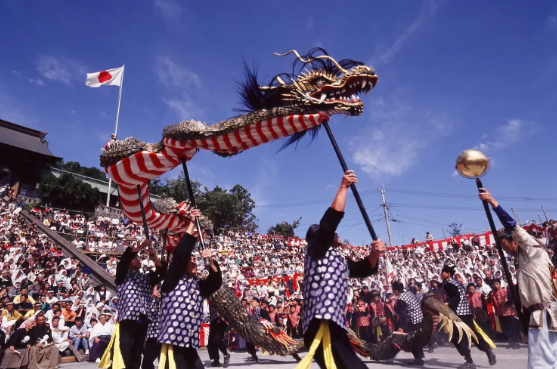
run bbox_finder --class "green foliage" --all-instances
[197,184,257,232]
[39,174,102,211]
[55,160,107,180]
[448,222,463,237]
[268,217,302,238]
[154,174,257,232]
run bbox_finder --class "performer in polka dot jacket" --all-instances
[298,170,386,369]
[442,264,497,369]
[99,239,165,369]
[158,208,222,369]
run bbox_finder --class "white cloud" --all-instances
[35,54,87,86]
[11,70,20,77]
[306,17,314,31]
[372,0,439,67]
[29,78,44,87]
[100,111,109,119]
[162,95,204,120]
[251,158,278,215]
[156,56,203,120]
[94,130,111,142]
[475,119,538,151]
[0,86,37,127]
[350,90,452,178]
[69,110,76,114]
[546,15,557,29]
[155,56,200,90]
[152,0,183,28]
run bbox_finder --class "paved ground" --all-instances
[61,345,528,369]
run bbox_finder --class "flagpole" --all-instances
[106,65,125,207]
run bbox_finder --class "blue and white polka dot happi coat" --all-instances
[301,246,349,333]
[158,276,204,348]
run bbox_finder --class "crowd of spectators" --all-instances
[0,191,119,365]
[3,180,557,358]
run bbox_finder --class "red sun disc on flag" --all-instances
[98,70,112,83]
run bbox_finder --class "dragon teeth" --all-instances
[318,94,327,104]
[361,80,367,89]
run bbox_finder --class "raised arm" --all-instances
[347,239,386,278]
[115,241,147,285]
[161,209,201,294]
[307,170,357,259]
[199,250,222,298]
[161,233,196,294]
[479,188,516,232]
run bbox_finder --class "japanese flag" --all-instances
[86,66,124,88]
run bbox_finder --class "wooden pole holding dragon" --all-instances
[180,157,211,267]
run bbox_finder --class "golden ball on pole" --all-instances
[455,149,490,179]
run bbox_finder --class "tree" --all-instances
[161,175,258,232]
[448,222,463,237]
[148,178,169,196]
[55,160,107,180]
[196,184,257,232]
[39,174,102,212]
[163,174,202,203]
[268,218,302,238]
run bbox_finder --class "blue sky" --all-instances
[1,0,556,245]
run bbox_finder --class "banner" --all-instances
[385,231,495,251]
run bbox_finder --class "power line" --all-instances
[388,188,557,203]
[390,203,557,212]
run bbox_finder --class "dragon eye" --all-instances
[315,78,330,88]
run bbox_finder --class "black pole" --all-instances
[323,122,378,241]
[137,185,150,239]
[476,178,523,320]
[180,158,211,267]
[161,229,168,260]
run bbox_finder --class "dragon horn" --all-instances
[274,50,349,74]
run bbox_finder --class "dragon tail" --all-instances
[209,288,304,356]
[422,295,478,347]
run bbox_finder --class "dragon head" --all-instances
[239,48,378,119]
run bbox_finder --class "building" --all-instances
[0,119,61,199]
[51,167,161,215]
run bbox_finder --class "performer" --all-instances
[207,304,230,367]
[158,209,222,369]
[487,278,521,349]
[398,281,425,365]
[479,188,556,369]
[441,264,496,369]
[391,282,408,333]
[142,285,162,369]
[100,240,164,369]
[297,170,386,369]
[370,293,391,342]
[353,299,371,342]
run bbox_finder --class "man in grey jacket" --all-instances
[480,188,557,369]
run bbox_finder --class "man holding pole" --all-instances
[296,170,386,369]
[479,188,557,369]
[158,209,223,369]
[99,240,164,369]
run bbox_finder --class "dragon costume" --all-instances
[100,49,476,361]
[99,48,377,248]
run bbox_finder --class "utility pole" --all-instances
[542,206,549,222]
[512,208,521,225]
[379,185,393,247]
